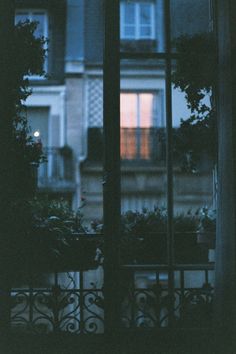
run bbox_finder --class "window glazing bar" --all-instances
[120,52,179,60]
[164,0,175,327]
[103,0,121,336]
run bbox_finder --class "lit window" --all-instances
[120,1,155,40]
[15,10,48,78]
[120,92,158,160]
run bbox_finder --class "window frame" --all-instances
[120,1,155,40]
[120,90,164,160]
[15,9,48,80]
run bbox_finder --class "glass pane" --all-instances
[124,2,135,24]
[15,12,29,24]
[27,107,49,146]
[33,13,45,37]
[139,93,153,127]
[140,4,151,25]
[124,25,136,38]
[120,58,167,265]
[120,93,138,127]
[120,0,165,53]
[171,57,217,265]
[171,0,211,44]
[140,26,152,38]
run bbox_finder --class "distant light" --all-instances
[33,130,40,138]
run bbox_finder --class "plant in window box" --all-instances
[119,207,167,264]
[118,207,209,264]
[29,198,103,273]
[197,207,216,250]
[173,212,208,264]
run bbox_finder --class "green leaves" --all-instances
[172,33,217,172]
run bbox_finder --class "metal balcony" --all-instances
[37,147,76,192]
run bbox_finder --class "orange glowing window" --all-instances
[120,92,155,159]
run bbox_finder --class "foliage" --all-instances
[10,197,101,274]
[116,207,213,264]
[30,196,88,236]
[172,33,217,172]
[121,207,167,235]
[10,20,47,198]
[91,207,205,235]
[198,207,216,232]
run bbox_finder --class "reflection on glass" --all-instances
[120,1,155,40]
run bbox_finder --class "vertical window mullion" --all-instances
[151,3,155,39]
[136,3,139,40]
[104,0,121,336]
[137,93,141,158]
[164,0,175,327]
[120,3,124,39]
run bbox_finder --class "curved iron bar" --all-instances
[59,315,81,333]
[31,315,54,334]
[83,315,104,334]
[57,291,81,326]
[82,291,104,333]
[31,291,55,326]
[133,289,159,327]
[11,291,30,321]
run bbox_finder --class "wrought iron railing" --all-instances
[37,147,75,190]
[9,234,215,334]
[87,128,166,162]
[120,128,166,161]
[120,264,214,329]
[11,271,104,334]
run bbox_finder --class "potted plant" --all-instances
[105,207,209,265]
[173,212,208,264]
[197,207,216,249]
[29,198,103,273]
[9,197,103,287]
[119,207,167,264]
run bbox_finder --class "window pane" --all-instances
[120,0,164,52]
[140,3,152,25]
[139,93,153,128]
[140,26,152,38]
[124,25,136,38]
[171,0,210,43]
[33,13,46,37]
[124,3,135,24]
[120,58,168,268]
[120,93,138,127]
[15,12,29,24]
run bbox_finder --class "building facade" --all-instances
[16,0,213,222]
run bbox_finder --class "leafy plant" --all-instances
[172,33,217,172]
[11,197,102,274]
[9,20,47,198]
[198,207,216,232]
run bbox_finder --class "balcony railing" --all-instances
[10,236,215,334]
[37,147,75,191]
[87,128,166,162]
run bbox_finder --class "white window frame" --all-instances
[120,2,155,40]
[15,9,48,80]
